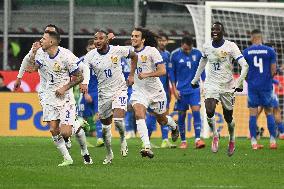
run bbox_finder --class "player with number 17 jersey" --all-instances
[131,46,166,108]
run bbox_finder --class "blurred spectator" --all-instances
[8,41,21,70]
[0,73,11,91]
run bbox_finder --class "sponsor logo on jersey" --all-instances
[179,59,184,63]
[111,56,119,64]
[141,55,148,63]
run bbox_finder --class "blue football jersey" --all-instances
[159,50,171,95]
[169,48,204,95]
[243,44,276,90]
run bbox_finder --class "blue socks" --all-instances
[277,122,284,134]
[161,125,169,140]
[192,111,201,139]
[96,120,102,138]
[249,115,257,139]
[178,112,186,141]
[267,114,276,138]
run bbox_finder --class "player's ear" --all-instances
[141,38,145,44]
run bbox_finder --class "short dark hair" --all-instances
[181,36,193,46]
[44,30,61,44]
[45,24,60,34]
[159,33,169,40]
[213,21,225,32]
[251,29,262,35]
[95,30,108,37]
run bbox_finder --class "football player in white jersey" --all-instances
[28,30,92,166]
[14,25,92,165]
[191,22,249,156]
[128,28,179,158]
[83,30,138,164]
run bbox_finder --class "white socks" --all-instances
[136,119,150,148]
[207,116,218,136]
[52,135,72,161]
[102,124,112,155]
[114,118,126,143]
[228,121,235,142]
[166,116,177,130]
[75,128,89,156]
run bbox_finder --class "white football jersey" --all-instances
[83,45,129,96]
[132,46,165,96]
[18,48,48,94]
[202,40,243,92]
[35,46,79,105]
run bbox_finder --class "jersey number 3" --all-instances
[253,56,263,73]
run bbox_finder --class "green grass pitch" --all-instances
[0,137,283,189]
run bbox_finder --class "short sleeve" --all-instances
[151,47,163,65]
[116,46,130,58]
[231,42,243,60]
[66,51,80,75]
[269,47,276,65]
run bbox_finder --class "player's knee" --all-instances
[60,125,72,138]
[156,114,167,126]
[206,110,215,118]
[49,127,59,136]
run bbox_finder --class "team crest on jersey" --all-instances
[141,55,147,63]
[219,50,228,58]
[111,56,118,64]
[53,62,61,72]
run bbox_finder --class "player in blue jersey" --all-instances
[146,34,176,148]
[243,29,277,150]
[169,36,205,149]
[256,79,284,140]
[78,39,104,147]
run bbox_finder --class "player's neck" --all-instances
[135,45,145,52]
[97,45,110,55]
[212,39,225,48]
[47,46,59,58]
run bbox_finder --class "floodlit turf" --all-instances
[0,137,284,189]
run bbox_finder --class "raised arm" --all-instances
[127,51,138,86]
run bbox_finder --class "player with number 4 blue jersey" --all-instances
[243,29,277,150]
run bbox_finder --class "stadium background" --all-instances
[0,0,284,138]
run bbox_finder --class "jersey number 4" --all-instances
[253,56,263,73]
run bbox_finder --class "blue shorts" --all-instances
[174,92,201,111]
[78,93,98,117]
[248,89,273,108]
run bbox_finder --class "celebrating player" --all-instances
[128,28,179,158]
[191,22,249,156]
[82,30,138,164]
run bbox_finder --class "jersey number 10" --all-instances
[253,56,263,73]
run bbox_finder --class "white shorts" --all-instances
[205,90,235,111]
[43,101,77,126]
[98,88,128,119]
[130,89,167,114]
